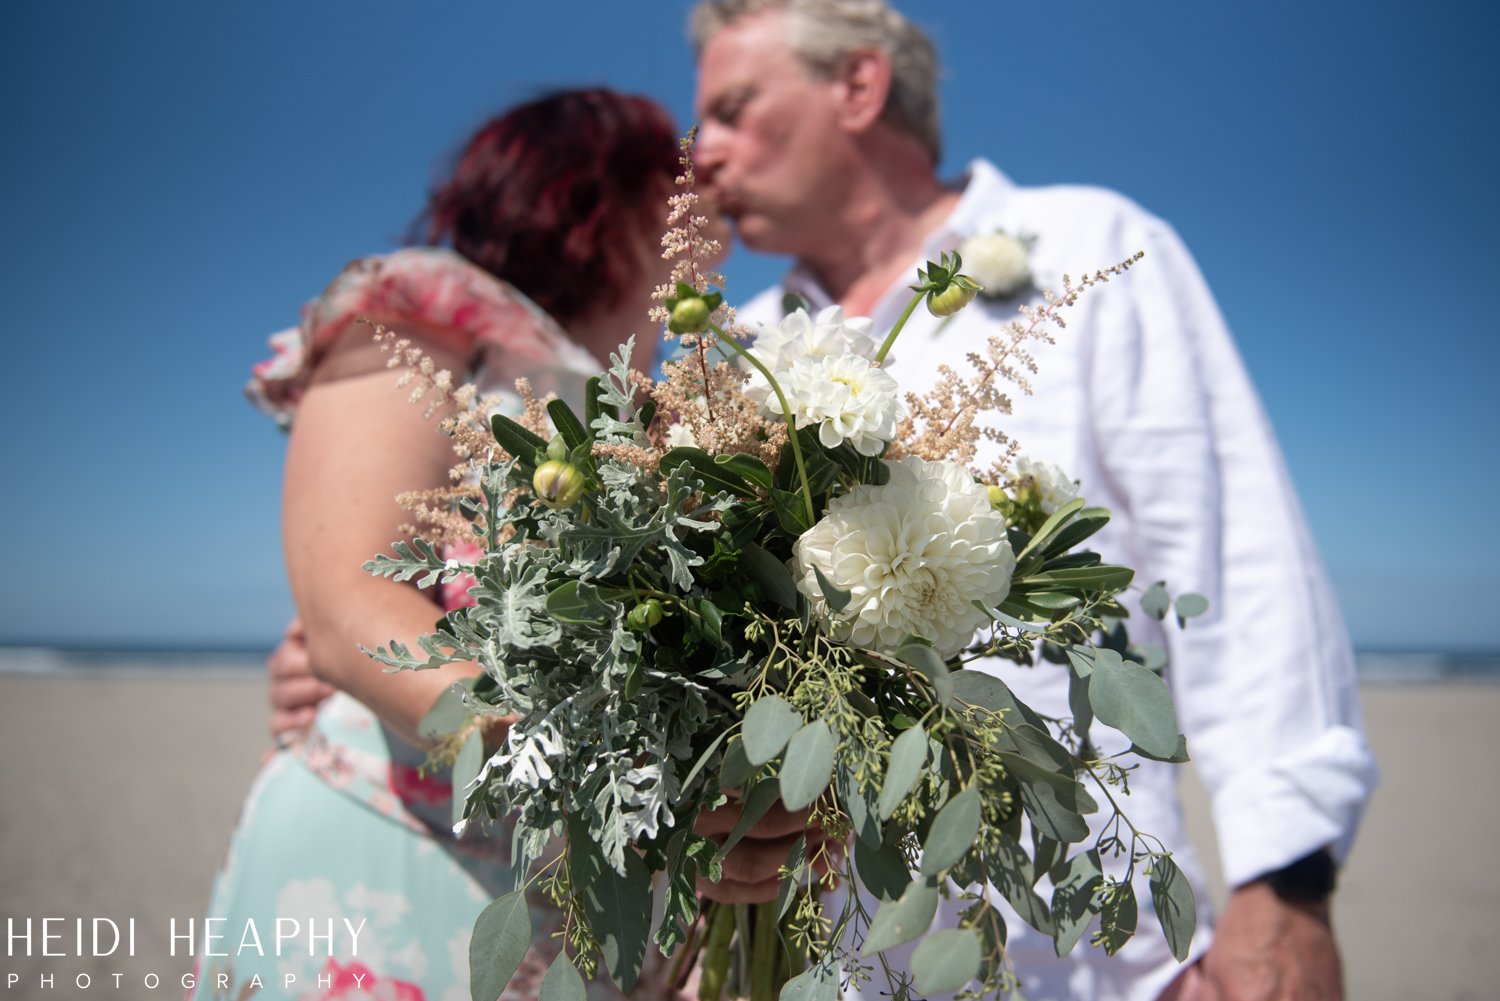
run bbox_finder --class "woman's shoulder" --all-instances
[247,248,568,427]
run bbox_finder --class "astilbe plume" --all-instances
[368,321,538,547]
[896,253,1144,484]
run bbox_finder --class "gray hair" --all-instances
[690,0,941,162]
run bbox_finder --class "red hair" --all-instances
[415,89,679,328]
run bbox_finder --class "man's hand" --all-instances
[267,617,335,746]
[693,797,825,904]
[1193,880,1342,1001]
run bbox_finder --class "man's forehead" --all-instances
[694,12,791,107]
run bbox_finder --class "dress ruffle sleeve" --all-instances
[246,247,570,428]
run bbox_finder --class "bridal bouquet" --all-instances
[364,146,1203,1001]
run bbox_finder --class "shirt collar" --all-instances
[779,158,1017,319]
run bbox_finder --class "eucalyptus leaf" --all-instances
[861,878,939,955]
[681,729,731,793]
[1097,881,1139,956]
[1006,755,1094,843]
[538,954,586,1001]
[719,778,782,858]
[720,738,753,790]
[1131,735,1191,763]
[1141,580,1171,620]
[418,679,476,741]
[777,835,808,920]
[985,833,1055,935]
[812,565,852,612]
[854,836,913,903]
[778,959,839,1001]
[920,785,981,876]
[1129,642,1168,672]
[999,722,1075,776]
[742,696,803,766]
[1067,667,1094,744]
[1175,592,1209,624]
[838,766,882,846]
[898,642,954,706]
[469,890,531,1001]
[451,728,485,829]
[780,721,836,810]
[1049,850,1102,957]
[1088,652,1181,758]
[1149,855,1197,961]
[877,724,929,820]
[1031,831,1063,886]
[910,929,982,994]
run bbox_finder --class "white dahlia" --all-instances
[958,230,1032,298]
[743,305,879,407]
[1015,457,1079,514]
[794,455,1016,657]
[767,352,904,456]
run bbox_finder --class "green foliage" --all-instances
[1148,855,1197,961]
[920,785,982,876]
[862,878,939,955]
[877,724,929,820]
[910,929,982,994]
[779,721,836,810]
[469,891,531,1001]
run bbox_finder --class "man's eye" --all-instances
[716,93,750,126]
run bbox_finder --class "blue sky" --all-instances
[0,1,1494,650]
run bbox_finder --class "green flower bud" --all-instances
[545,435,569,462]
[627,598,665,631]
[532,460,586,509]
[670,296,711,334]
[926,276,982,317]
[987,484,1009,509]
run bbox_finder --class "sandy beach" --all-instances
[1,671,1495,1000]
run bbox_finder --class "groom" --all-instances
[685,1,1376,999]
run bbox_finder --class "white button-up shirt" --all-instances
[737,160,1378,1000]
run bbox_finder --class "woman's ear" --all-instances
[832,49,893,134]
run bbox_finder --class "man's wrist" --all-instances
[1261,847,1337,903]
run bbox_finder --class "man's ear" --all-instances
[832,49,892,134]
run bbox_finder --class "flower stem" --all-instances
[750,903,780,1001]
[710,324,816,524]
[698,902,735,1001]
[873,289,926,365]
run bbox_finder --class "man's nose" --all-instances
[693,122,726,185]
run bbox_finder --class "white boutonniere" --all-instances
[957,228,1036,299]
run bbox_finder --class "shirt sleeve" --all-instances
[1086,214,1378,887]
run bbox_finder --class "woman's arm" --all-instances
[281,328,477,745]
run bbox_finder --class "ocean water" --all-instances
[0,645,1495,683]
[0,645,267,677]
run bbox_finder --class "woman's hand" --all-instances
[266,617,334,747]
[693,795,837,904]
